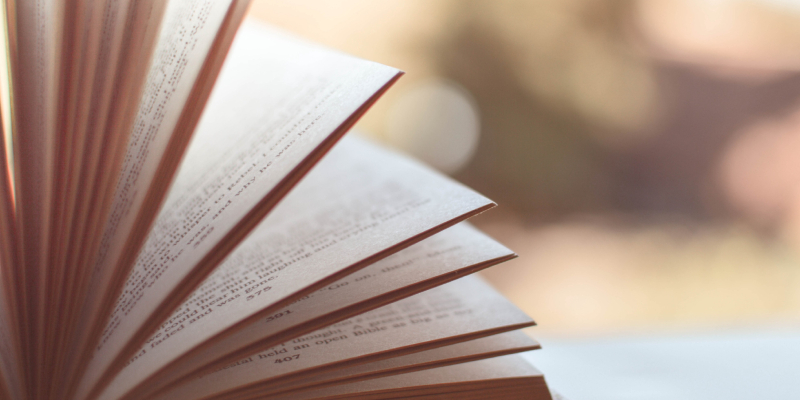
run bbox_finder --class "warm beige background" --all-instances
[250,0,800,336]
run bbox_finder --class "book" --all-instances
[0,1,556,399]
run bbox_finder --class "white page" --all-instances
[100,135,496,400]
[8,0,63,378]
[223,331,539,399]
[0,285,21,399]
[80,21,402,400]
[52,0,168,389]
[272,354,549,400]
[155,275,535,400]
[73,2,243,397]
[116,220,508,399]
[85,0,237,334]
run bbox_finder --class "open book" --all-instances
[0,1,555,399]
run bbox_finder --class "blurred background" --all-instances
[249,0,800,338]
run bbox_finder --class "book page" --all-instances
[0,115,17,400]
[50,0,150,334]
[0,286,22,400]
[153,275,534,400]
[6,0,63,380]
[79,22,402,400]
[0,0,11,176]
[51,0,169,392]
[89,0,238,286]
[69,1,249,397]
[230,331,540,399]
[48,0,132,322]
[134,222,507,396]
[272,354,549,400]
[77,0,244,350]
[115,219,508,399]
[0,27,18,382]
[99,136,497,400]
[0,14,18,393]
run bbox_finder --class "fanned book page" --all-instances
[271,354,552,400]
[135,221,514,396]
[242,331,540,399]
[153,275,535,400]
[100,134,498,400]
[72,3,251,385]
[79,21,404,400]
[0,3,562,399]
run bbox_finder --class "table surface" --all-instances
[522,327,800,400]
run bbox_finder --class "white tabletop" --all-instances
[522,328,800,400]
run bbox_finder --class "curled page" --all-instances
[192,331,539,399]
[272,354,551,400]
[101,135,497,399]
[118,220,511,399]
[80,21,402,399]
[155,275,535,400]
